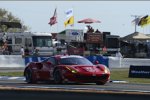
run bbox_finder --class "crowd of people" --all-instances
[86,25,101,33]
[1,40,39,57]
[20,46,39,58]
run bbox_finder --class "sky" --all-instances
[0,1,150,37]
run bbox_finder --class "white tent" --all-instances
[122,32,150,41]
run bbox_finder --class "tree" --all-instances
[0,8,30,32]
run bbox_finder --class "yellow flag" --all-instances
[146,16,150,25]
[64,16,74,27]
[139,15,150,27]
[64,8,74,27]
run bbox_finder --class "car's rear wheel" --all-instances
[53,69,63,84]
[25,69,36,83]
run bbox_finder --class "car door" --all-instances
[43,57,57,80]
[36,57,54,80]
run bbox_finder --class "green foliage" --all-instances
[0,72,23,77]
[0,8,29,32]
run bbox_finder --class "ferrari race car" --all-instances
[24,55,110,85]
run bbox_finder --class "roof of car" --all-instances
[61,55,84,58]
[54,55,84,59]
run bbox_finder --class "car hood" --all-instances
[66,65,104,73]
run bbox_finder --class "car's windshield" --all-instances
[60,57,93,65]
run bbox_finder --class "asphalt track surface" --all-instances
[0,68,150,100]
[0,79,150,100]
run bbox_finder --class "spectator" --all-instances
[95,29,101,33]
[8,45,12,55]
[116,50,123,68]
[25,47,30,56]
[20,46,25,58]
[86,25,94,33]
[2,41,8,55]
[116,51,123,58]
[33,47,39,56]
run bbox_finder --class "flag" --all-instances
[64,8,74,27]
[48,8,57,26]
[131,17,141,25]
[64,16,74,27]
[138,15,150,27]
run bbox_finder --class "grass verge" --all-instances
[0,72,23,77]
[110,69,150,84]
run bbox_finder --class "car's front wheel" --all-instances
[53,69,63,84]
[25,69,36,83]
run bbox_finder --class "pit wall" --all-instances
[0,55,150,68]
[0,55,25,68]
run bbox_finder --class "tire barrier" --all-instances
[86,55,109,67]
[0,55,150,68]
[24,56,49,65]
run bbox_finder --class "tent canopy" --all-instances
[122,32,150,41]
[78,18,100,24]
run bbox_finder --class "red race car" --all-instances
[24,55,110,85]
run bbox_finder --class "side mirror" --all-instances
[95,61,99,65]
[36,63,43,69]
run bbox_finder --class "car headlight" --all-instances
[104,67,110,73]
[65,66,78,74]
[71,70,78,73]
[104,68,108,73]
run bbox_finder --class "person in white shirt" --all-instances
[20,47,25,58]
[116,51,123,58]
[116,50,123,68]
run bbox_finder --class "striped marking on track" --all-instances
[0,76,128,83]
[0,76,25,81]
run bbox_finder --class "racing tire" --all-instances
[53,69,63,84]
[25,69,36,83]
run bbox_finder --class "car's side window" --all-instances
[47,57,56,65]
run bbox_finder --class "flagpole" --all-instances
[131,15,137,32]
[131,15,141,33]
[72,6,74,29]
[149,26,150,34]
[56,6,59,34]
[57,19,58,33]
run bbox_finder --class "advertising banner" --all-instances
[129,65,150,78]
[67,47,84,55]
[86,33,103,44]
[66,29,84,42]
